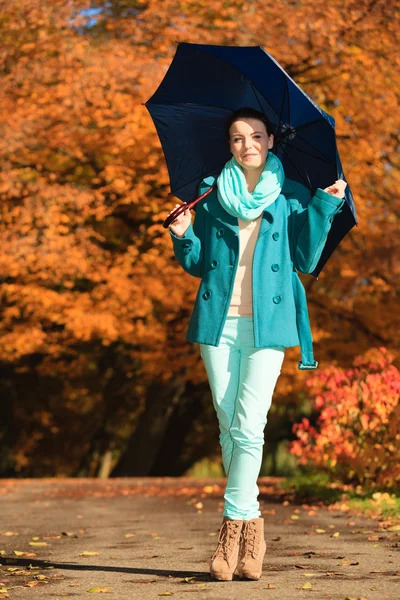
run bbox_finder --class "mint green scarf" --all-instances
[216,152,285,221]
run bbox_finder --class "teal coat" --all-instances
[170,177,344,369]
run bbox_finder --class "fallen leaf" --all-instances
[158,594,174,597]
[87,587,112,593]
[387,525,400,532]
[80,551,99,557]
[331,532,340,538]
[265,583,277,588]
[316,529,326,534]
[1,533,18,537]
[29,542,48,547]
[24,582,39,588]
[291,515,300,520]
[12,551,25,557]
[303,573,318,577]
[124,534,136,538]
[300,581,312,589]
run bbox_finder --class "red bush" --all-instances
[289,347,400,488]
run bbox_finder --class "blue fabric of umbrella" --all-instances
[145,42,357,276]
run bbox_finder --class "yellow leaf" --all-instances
[316,529,326,533]
[12,551,25,556]
[291,515,300,520]
[301,581,312,589]
[158,594,174,597]
[29,542,48,547]
[331,532,340,538]
[80,551,99,556]
[87,587,112,593]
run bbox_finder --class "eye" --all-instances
[232,137,242,143]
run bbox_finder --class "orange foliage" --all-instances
[0,0,399,474]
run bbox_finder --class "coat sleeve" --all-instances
[169,187,207,279]
[284,180,345,274]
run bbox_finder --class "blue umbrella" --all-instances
[145,42,357,276]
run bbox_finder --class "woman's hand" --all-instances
[168,204,192,237]
[324,179,347,199]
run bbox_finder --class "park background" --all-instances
[0,0,399,497]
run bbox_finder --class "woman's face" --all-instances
[229,118,274,171]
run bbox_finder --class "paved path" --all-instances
[0,478,399,599]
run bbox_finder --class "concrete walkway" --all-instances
[0,478,399,599]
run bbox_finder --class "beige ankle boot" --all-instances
[210,516,244,581]
[237,517,266,580]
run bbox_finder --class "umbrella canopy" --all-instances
[145,42,357,276]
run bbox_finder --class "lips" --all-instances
[243,153,257,158]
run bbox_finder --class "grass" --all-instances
[280,471,400,521]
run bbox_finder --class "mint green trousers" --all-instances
[200,316,285,520]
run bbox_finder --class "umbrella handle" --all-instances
[162,185,217,229]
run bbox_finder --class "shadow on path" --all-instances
[0,556,207,579]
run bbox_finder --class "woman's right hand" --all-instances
[168,204,192,238]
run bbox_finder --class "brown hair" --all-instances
[226,107,274,140]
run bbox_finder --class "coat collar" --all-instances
[201,176,277,237]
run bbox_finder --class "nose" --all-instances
[244,137,253,149]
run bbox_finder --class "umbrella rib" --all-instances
[169,161,227,198]
[283,140,336,165]
[280,147,314,191]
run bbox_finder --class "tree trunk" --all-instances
[111,375,186,476]
[149,381,217,476]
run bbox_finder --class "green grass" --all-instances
[280,472,400,520]
[348,494,400,520]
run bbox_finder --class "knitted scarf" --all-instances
[216,152,285,220]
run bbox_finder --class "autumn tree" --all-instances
[0,0,398,478]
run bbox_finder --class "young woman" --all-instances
[168,107,346,581]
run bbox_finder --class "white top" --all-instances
[227,215,263,316]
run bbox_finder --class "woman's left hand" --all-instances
[324,179,347,199]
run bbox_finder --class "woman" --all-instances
[168,107,346,582]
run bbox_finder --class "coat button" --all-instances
[273,295,282,304]
[203,290,212,300]
[272,232,280,241]
[217,228,225,238]
[210,260,219,268]
[271,263,280,272]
